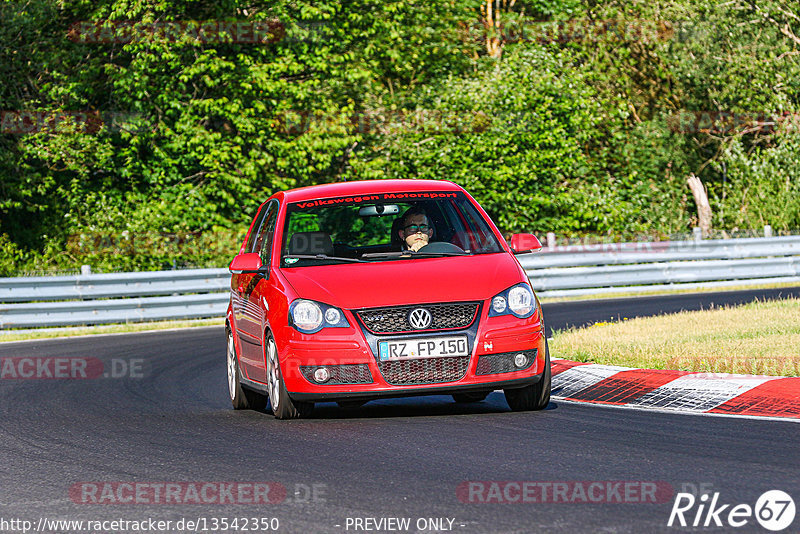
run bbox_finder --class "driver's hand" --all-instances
[409,240,427,252]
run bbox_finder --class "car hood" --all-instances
[280,253,527,309]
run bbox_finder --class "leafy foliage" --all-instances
[713,131,800,232]
[1,0,799,274]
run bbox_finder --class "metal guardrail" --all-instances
[0,270,229,329]
[1,236,799,329]
[521,235,800,297]
[0,268,228,302]
[3,294,229,328]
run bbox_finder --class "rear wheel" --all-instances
[452,392,490,403]
[504,339,551,411]
[266,334,314,419]
[227,330,267,410]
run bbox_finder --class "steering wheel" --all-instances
[417,241,465,254]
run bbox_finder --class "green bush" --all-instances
[713,132,800,232]
[2,0,800,274]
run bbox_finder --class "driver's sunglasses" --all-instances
[404,224,430,234]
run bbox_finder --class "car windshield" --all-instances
[280,191,503,267]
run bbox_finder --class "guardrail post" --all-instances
[81,265,92,276]
[764,225,773,238]
[693,227,703,242]
[546,232,556,251]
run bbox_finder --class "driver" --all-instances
[398,207,434,252]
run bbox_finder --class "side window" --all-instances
[257,203,280,267]
[457,198,502,253]
[251,201,277,254]
[245,203,270,253]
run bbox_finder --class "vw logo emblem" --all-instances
[408,308,432,330]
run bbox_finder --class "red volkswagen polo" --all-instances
[226,179,550,418]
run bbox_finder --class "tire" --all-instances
[265,333,314,419]
[504,339,551,412]
[452,392,490,403]
[227,329,267,411]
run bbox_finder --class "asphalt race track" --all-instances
[1,288,798,533]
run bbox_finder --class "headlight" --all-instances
[508,285,534,316]
[289,299,349,333]
[291,300,323,332]
[488,283,537,319]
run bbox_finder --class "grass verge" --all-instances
[0,318,223,343]
[550,297,800,376]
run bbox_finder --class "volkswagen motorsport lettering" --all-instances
[226,179,549,419]
[295,192,458,209]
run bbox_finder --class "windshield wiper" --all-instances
[283,254,366,263]
[361,250,468,259]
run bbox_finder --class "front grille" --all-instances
[377,356,469,385]
[299,364,373,385]
[476,350,537,375]
[357,302,479,334]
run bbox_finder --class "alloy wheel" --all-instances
[227,332,237,401]
[266,337,281,411]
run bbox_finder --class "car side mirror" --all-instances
[229,253,264,274]
[508,233,543,254]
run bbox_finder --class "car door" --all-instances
[239,201,279,382]
[234,200,278,382]
[231,203,268,347]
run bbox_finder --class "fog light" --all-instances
[313,367,331,383]
[513,353,528,368]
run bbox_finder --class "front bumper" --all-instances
[289,373,542,402]
[273,303,546,402]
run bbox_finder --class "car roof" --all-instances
[278,179,463,203]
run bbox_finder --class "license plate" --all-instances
[378,335,469,361]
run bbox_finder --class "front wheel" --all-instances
[504,339,551,412]
[266,334,314,419]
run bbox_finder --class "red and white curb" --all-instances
[551,359,800,420]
